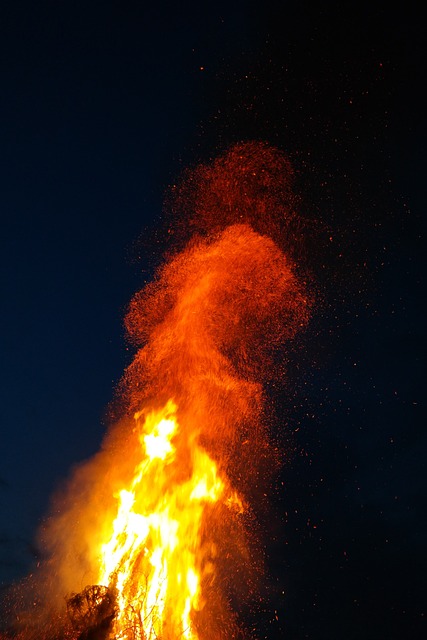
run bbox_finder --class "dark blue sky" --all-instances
[1,2,425,639]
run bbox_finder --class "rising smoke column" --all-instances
[5,142,311,640]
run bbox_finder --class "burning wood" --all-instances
[66,586,115,639]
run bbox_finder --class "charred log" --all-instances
[66,585,116,640]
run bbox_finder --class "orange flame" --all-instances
[97,400,243,639]
[6,143,311,640]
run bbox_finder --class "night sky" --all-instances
[0,2,425,639]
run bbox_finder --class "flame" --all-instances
[97,400,242,640]
[6,142,311,640]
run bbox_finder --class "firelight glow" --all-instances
[7,142,311,640]
[98,400,241,640]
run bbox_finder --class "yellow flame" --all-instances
[97,400,241,639]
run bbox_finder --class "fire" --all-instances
[4,142,311,640]
[97,400,242,640]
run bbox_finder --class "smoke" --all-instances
[4,142,311,639]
